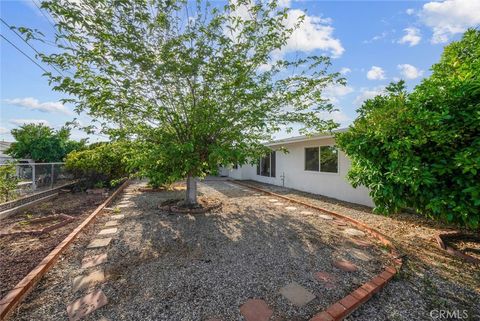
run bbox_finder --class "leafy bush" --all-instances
[337,29,480,229]
[0,163,19,202]
[65,141,133,187]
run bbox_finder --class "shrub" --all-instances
[0,163,19,202]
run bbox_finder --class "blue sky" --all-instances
[1,0,479,142]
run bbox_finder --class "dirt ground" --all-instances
[0,191,108,297]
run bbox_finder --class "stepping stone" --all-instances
[111,214,124,220]
[300,211,313,215]
[72,270,105,292]
[349,249,372,262]
[279,281,316,307]
[332,220,347,226]
[349,238,372,248]
[81,253,107,269]
[105,220,119,227]
[117,204,131,208]
[333,259,358,272]
[67,289,108,321]
[87,238,112,249]
[268,199,278,203]
[98,228,118,235]
[343,228,366,237]
[240,299,273,321]
[103,207,114,211]
[274,202,285,206]
[285,206,297,211]
[314,271,337,283]
[319,214,334,220]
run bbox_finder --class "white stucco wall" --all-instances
[227,137,374,207]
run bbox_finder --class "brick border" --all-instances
[229,180,403,321]
[435,232,480,265]
[0,180,129,321]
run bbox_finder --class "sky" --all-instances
[1,0,480,142]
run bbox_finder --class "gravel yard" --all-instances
[8,180,394,321]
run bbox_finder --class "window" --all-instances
[233,164,238,169]
[320,146,338,173]
[257,151,276,177]
[305,147,319,171]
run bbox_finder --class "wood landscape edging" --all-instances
[0,180,130,321]
[230,180,403,321]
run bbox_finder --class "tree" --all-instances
[336,29,480,228]
[0,163,19,202]
[6,123,86,162]
[25,0,343,205]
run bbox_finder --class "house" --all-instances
[225,129,374,207]
[0,141,13,164]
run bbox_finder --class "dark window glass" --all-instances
[233,164,238,169]
[256,160,260,175]
[320,146,338,173]
[305,147,319,171]
[270,151,276,177]
[261,155,270,176]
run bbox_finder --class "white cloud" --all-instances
[354,86,385,106]
[284,9,344,58]
[0,127,9,134]
[323,84,354,104]
[9,119,50,126]
[3,97,72,115]
[366,66,386,80]
[277,0,291,7]
[398,27,421,46]
[318,110,352,127]
[421,0,480,44]
[340,67,351,75]
[363,31,388,44]
[406,8,415,15]
[397,64,424,79]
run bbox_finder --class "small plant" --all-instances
[113,207,121,214]
[0,162,19,203]
[94,181,105,189]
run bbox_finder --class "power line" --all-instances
[0,17,65,77]
[0,34,50,74]
[31,0,70,48]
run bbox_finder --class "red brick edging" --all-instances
[230,180,403,321]
[0,180,130,321]
[435,232,480,265]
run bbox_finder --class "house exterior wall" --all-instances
[226,136,374,207]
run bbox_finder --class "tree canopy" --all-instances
[336,29,480,228]
[6,123,86,162]
[26,0,343,203]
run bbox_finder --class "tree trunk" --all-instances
[185,175,197,206]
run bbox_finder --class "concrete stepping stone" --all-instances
[240,299,273,321]
[273,202,285,206]
[349,249,372,262]
[300,210,313,215]
[319,214,334,220]
[268,199,278,203]
[117,204,132,208]
[332,220,347,226]
[343,228,366,237]
[349,238,372,248]
[111,214,124,220]
[81,253,107,269]
[333,259,358,272]
[98,228,118,236]
[67,289,108,321]
[279,281,316,307]
[314,271,337,283]
[87,238,112,249]
[285,206,297,211]
[105,220,119,227]
[103,207,114,211]
[72,270,105,292]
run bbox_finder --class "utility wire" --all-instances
[0,17,65,77]
[0,34,50,74]
[31,0,70,48]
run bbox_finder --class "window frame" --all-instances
[303,145,339,174]
[256,151,276,178]
[304,146,320,172]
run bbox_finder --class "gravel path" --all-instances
[9,180,392,321]
[242,180,480,321]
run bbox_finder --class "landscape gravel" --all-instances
[9,180,392,321]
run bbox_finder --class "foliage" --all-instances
[65,141,133,187]
[24,0,343,203]
[6,124,86,162]
[336,29,480,229]
[0,163,19,203]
